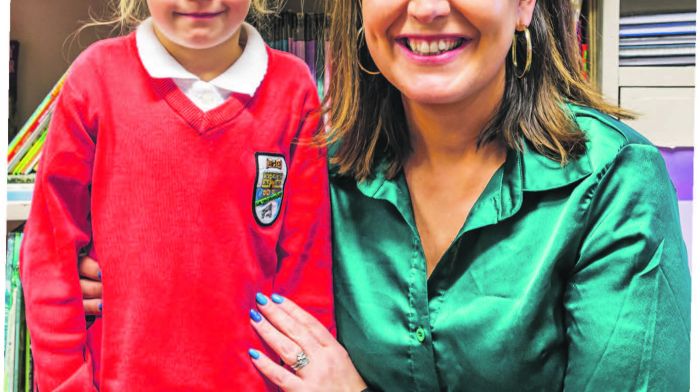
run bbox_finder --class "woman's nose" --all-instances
[407,0,451,24]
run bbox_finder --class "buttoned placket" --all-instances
[364,151,524,391]
[386,172,441,391]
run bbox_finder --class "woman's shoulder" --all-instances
[568,104,662,174]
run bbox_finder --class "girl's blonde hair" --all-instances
[85,0,279,34]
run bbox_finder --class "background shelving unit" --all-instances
[595,0,695,257]
[597,0,695,146]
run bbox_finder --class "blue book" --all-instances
[620,22,695,38]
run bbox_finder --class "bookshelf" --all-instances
[596,0,695,147]
[593,0,695,258]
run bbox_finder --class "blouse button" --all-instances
[415,327,426,343]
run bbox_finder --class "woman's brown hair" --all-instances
[323,0,631,181]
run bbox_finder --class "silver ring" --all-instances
[291,351,310,371]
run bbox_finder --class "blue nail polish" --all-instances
[250,309,262,323]
[97,271,102,280]
[98,303,103,312]
[271,294,284,304]
[255,293,268,305]
[249,349,261,360]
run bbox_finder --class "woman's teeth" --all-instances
[406,38,463,56]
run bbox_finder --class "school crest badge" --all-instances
[253,153,288,226]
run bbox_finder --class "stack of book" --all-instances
[619,12,696,66]
[7,73,66,181]
[4,231,33,392]
[255,12,329,97]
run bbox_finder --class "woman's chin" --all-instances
[400,88,467,106]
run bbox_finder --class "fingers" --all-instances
[249,349,302,391]
[78,255,101,281]
[83,299,102,316]
[250,309,308,372]
[79,256,103,315]
[267,294,336,347]
[80,277,103,299]
[255,294,321,352]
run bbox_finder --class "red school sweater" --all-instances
[20,32,334,391]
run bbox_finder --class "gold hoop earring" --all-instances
[512,26,532,79]
[357,26,381,76]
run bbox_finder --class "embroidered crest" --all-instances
[253,153,288,226]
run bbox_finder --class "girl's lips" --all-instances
[174,10,225,18]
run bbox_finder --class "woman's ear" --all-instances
[517,0,537,28]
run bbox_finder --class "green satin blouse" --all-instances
[330,105,691,391]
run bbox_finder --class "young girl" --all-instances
[20,0,334,390]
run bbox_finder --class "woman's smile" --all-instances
[363,0,520,105]
[395,34,471,65]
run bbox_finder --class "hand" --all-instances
[249,293,367,392]
[78,255,102,315]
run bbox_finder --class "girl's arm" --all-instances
[20,65,98,391]
[563,144,691,390]
[273,86,335,334]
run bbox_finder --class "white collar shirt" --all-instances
[136,17,269,112]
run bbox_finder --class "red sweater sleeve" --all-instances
[273,89,336,335]
[20,69,98,391]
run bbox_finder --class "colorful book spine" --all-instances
[4,232,25,391]
[619,44,695,58]
[22,151,44,176]
[8,72,66,162]
[5,235,15,348]
[618,10,696,66]
[8,103,54,173]
[621,12,696,25]
[620,23,696,38]
[24,330,32,392]
[4,290,17,390]
[12,130,48,176]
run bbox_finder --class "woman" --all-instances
[78,0,690,390]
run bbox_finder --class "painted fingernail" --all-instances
[98,303,103,312]
[249,349,261,360]
[250,309,262,323]
[97,271,102,280]
[271,294,284,304]
[255,293,268,305]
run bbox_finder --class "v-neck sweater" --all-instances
[20,32,334,391]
